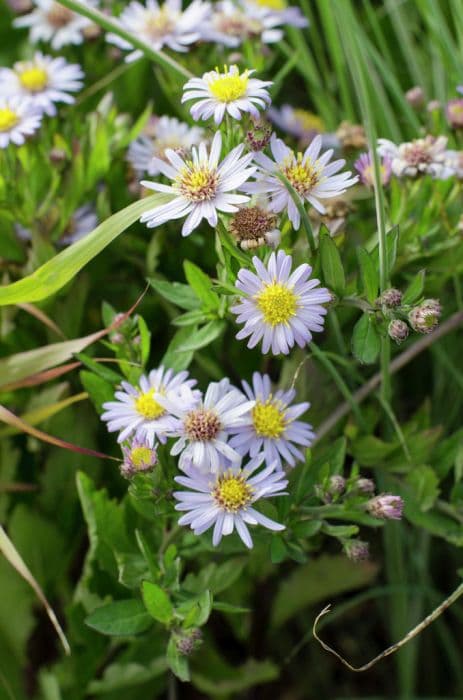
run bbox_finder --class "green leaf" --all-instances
[141,581,174,624]
[85,600,153,636]
[148,278,200,311]
[212,602,251,614]
[79,371,114,412]
[271,554,378,626]
[177,590,212,628]
[357,247,378,303]
[137,315,151,365]
[88,658,167,693]
[320,230,345,295]
[192,658,279,695]
[386,225,399,273]
[351,314,380,364]
[183,260,220,310]
[175,321,225,353]
[167,635,190,682]
[0,194,170,306]
[161,326,196,372]
[270,536,287,564]
[172,309,210,327]
[406,466,440,511]
[403,269,425,305]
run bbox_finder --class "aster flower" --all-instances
[0,96,42,149]
[231,250,331,355]
[106,0,211,62]
[173,454,287,548]
[101,366,199,445]
[268,104,325,143]
[58,204,98,246]
[121,437,158,478]
[444,149,463,179]
[182,65,272,126]
[14,0,97,50]
[354,151,392,187]
[229,372,314,469]
[139,131,255,236]
[446,98,463,129]
[158,378,255,473]
[377,135,454,179]
[0,52,83,117]
[244,134,358,228]
[202,0,306,47]
[127,116,204,176]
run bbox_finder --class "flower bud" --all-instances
[176,629,203,656]
[405,86,424,109]
[356,477,375,494]
[379,288,403,308]
[426,100,441,113]
[329,475,346,495]
[409,299,441,334]
[367,493,404,520]
[344,539,370,562]
[388,319,409,344]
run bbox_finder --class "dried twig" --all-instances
[313,581,463,671]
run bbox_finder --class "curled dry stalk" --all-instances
[313,580,463,672]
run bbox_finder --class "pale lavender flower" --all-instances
[231,250,331,355]
[121,437,158,478]
[243,134,357,228]
[101,366,199,445]
[157,378,255,473]
[377,136,453,179]
[229,372,314,469]
[446,98,463,128]
[367,493,404,520]
[0,95,42,148]
[182,65,272,126]
[268,104,324,142]
[139,131,255,236]
[354,151,392,187]
[173,454,287,548]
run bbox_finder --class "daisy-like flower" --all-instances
[121,437,158,478]
[377,135,454,179]
[139,131,255,236]
[182,65,272,126]
[0,52,84,117]
[229,372,314,469]
[158,378,255,473]
[13,0,97,50]
[127,116,204,176]
[354,151,392,187]
[231,250,331,355]
[202,0,306,47]
[58,204,98,246]
[268,104,325,143]
[444,149,463,179]
[173,454,287,548]
[244,134,358,228]
[106,0,211,62]
[0,96,42,149]
[101,366,199,445]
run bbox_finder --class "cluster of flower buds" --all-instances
[174,628,203,657]
[375,289,442,344]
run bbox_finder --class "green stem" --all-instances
[56,0,193,79]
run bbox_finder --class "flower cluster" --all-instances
[102,366,316,547]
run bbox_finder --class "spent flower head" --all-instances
[173,454,287,548]
[367,493,404,520]
[231,250,331,355]
[229,204,280,250]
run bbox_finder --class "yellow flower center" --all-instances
[176,164,218,202]
[18,66,48,92]
[145,9,174,38]
[282,152,321,195]
[293,109,324,134]
[134,389,165,420]
[256,282,297,326]
[130,446,154,468]
[252,0,286,8]
[185,408,222,441]
[213,472,253,512]
[209,71,249,102]
[252,399,286,438]
[0,108,19,132]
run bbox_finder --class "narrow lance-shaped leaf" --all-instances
[352,313,381,365]
[319,229,346,296]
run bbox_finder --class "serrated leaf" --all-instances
[357,247,378,303]
[352,314,380,364]
[142,581,173,624]
[85,600,153,636]
[320,230,345,295]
